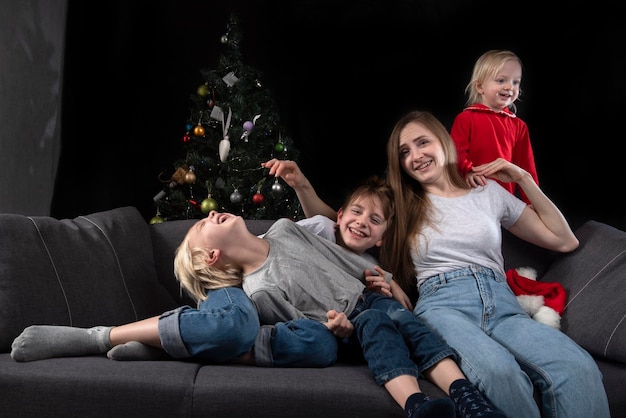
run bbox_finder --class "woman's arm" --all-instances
[472,158,579,253]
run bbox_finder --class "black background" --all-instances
[52,0,625,232]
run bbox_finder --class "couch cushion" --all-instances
[541,220,626,364]
[191,363,432,417]
[0,354,199,417]
[0,207,178,352]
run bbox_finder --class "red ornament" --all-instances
[252,192,265,205]
[183,133,191,143]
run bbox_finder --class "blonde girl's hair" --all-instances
[465,50,523,112]
[380,110,468,299]
[174,231,244,303]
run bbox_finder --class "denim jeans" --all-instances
[158,287,260,362]
[160,287,338,367]
[348,291,457,385]
[256,318,339,367]
[414,265,610,418]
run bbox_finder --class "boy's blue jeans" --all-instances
[347,291,457,385]
[159,287,260,362]
[414,265,610,418]
[261,291,457,375]
[159,287,337,367]
[158,286,458,381]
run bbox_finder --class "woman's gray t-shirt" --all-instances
[413,180,525,288]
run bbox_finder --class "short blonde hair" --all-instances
[465,50,522,112]
[174,230,244,303]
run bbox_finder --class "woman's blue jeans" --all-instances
[348,291,456,385]
[414,265,610,418]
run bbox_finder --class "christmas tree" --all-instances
[152,14,304,223]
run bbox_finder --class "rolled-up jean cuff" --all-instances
[421,348,458,372]
[254,325,274,367]
[158,306,192,359]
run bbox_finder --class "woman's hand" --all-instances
[465,171,487,188]
[390,280,413,311]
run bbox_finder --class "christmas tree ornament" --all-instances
[182,133,191,143]
[197,84,208,97]
[230,188,242,203]
[185,123,193,131]
[274,142,284,153]
[220,34,228,44]
[210,105,224,122]
[193,124,205,137]
[150,208,164,224]
[153,189,166,201]
[184,170,196,184]
[271,178,283,193]
[206,87,216,108]
[252,192,265,205]
[189,198,200,209]
[222,71,239,87]
[219,138,230,162]
[240,114,261,142]
[218,107,233,162]
[171,165,189,185]
[200,196,218,214]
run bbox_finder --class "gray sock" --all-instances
[107,341,171,361]
[10,325,113,362]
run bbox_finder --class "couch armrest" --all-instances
[541,220,626,364]
[0,207,178,352]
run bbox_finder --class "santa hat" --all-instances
[506,267,567,329]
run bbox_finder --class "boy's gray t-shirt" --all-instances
[243,218,391,325]
[296,215,379,265]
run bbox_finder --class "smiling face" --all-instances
[187,211,245,251]
[336,196,388,254]
[398,121,447,188]
[477,58,522,111]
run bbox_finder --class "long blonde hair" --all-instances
[465,50,523,112]
[379,111,468,298]
[174,231,244,303]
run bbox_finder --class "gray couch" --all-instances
[0,206,624,417]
